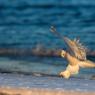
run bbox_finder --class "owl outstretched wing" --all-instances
[64,37,87,61]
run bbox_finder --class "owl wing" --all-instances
[64,37,87,61]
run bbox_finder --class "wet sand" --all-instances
[0,87,95,95]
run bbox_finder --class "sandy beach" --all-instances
[0,73,94,95]
[0,87,95,95]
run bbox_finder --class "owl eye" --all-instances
[61,50,66,57]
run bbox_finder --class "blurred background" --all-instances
[0,0,95,78]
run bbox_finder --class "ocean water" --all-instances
[0,0,95,83]
[0,73,95,92]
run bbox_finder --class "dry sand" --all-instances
[0,87,95,95]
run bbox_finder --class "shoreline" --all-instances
[0,87,95,95]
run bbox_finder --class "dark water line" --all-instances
[0,69,94,81]
[1,4,95,10]
[0,23,49,26]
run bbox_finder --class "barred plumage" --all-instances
[64,37,87,60]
